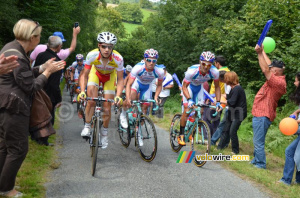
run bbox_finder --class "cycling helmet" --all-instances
[125,65,132,72]
[97,32,117,45]
[199,51,215,63]
[76,54,84,60]
[144,48,159,59]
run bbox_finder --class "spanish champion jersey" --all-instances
[183,64,219,86]
[130,62,164,85]
[84,48,124,74]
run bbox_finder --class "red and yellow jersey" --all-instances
[84,48,124,74]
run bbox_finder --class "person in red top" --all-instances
[250,44,287,169]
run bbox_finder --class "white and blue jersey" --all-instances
[183,64,219,105]
[70,60,86,80]
[130,62,164,100]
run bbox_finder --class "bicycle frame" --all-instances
[185,104,217,144]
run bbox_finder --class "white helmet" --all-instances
[200,51,215,63]
[144,48,159,59]
[97,32,117,45]
[125,65,132,72]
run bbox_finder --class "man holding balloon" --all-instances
[251,44,286,169]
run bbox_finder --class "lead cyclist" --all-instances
[78,32,124,149]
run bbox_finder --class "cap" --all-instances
[53,32,66,42]
[269,60,285,69]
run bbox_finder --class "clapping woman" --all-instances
[0,19,65,197]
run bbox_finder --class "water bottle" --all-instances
[289,115,296,119]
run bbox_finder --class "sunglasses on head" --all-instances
[146,58,157,63]
[31,21,40,35]
[201,62,212,67]
[100,45,113,50]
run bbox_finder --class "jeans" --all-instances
[251,116,271,169]
[280,133,300,185]
[217,119,242,154]
[211,109,228,145]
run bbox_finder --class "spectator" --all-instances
[278,72,300,185]
[33,36,64,145]
[0,19,65,197]
[0,54,19,75]
[204,56,230,135]
[217,71,247,154]
[156,65,173,118]
[30,26,80,63]
[251,44,286,169]
[211,70,231,145]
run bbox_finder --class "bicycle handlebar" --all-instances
[86,97,114,103]
[186,104,218,117]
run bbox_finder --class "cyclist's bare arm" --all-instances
[154,80,163,103]
[182,81,191,100]
[116,70,124,97]
[125,76,135,106]
[70,68,75,81]
[79,67,90,94]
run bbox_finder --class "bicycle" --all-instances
[118,99,158,162]
[69,81,77,104]
[169,104,217,167]
[86,96,114,176]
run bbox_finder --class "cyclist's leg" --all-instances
[138,82,151,115]
[81,67,99,137]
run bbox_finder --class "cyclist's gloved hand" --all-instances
[188,99,195,109]
[216,102,223,112]
[77,91,86,101]
[114,96,123,106]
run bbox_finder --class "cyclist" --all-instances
[121,49,164,145]
[78,32,124,149]
[178,51,222,146]
[69,54,85,101]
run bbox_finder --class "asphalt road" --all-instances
[45,88,268,198]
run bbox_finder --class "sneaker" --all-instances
[138,132,143,147]
[81,126,91,137]
[101,135,108,149]
[120,113,128,128]
[177,136,186,146]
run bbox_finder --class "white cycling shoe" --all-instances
[120,113,128,128]
[101,135,108,149]
[81,126,91,137]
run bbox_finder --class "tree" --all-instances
[140,0,152,9]
[115,3,143,24]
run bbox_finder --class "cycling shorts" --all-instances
[182,84,205,106]
[87,65,116,95]
[131,79,152,101]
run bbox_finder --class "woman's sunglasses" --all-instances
[31,21,40,35]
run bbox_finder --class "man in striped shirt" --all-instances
[250,44,286,169]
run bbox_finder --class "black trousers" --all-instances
[0,109,29,191]
[217,118,242,154]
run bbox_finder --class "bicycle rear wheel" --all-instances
[118,109,131,148]
[91,117,100,176]
[169,113,183,153]
[136,114,157,162]
[192,120,211,167]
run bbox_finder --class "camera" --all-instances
[74,22,79,28]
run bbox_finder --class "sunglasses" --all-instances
[77,59,83,62]
[100,45,113,50]
[31,21,40,35]
[146,58,157,63]
[201,62,212,67]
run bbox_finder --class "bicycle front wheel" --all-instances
[192,120,211,167]
[136,115,157,162]
[91,117,100,176]
[169,113,183,153]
